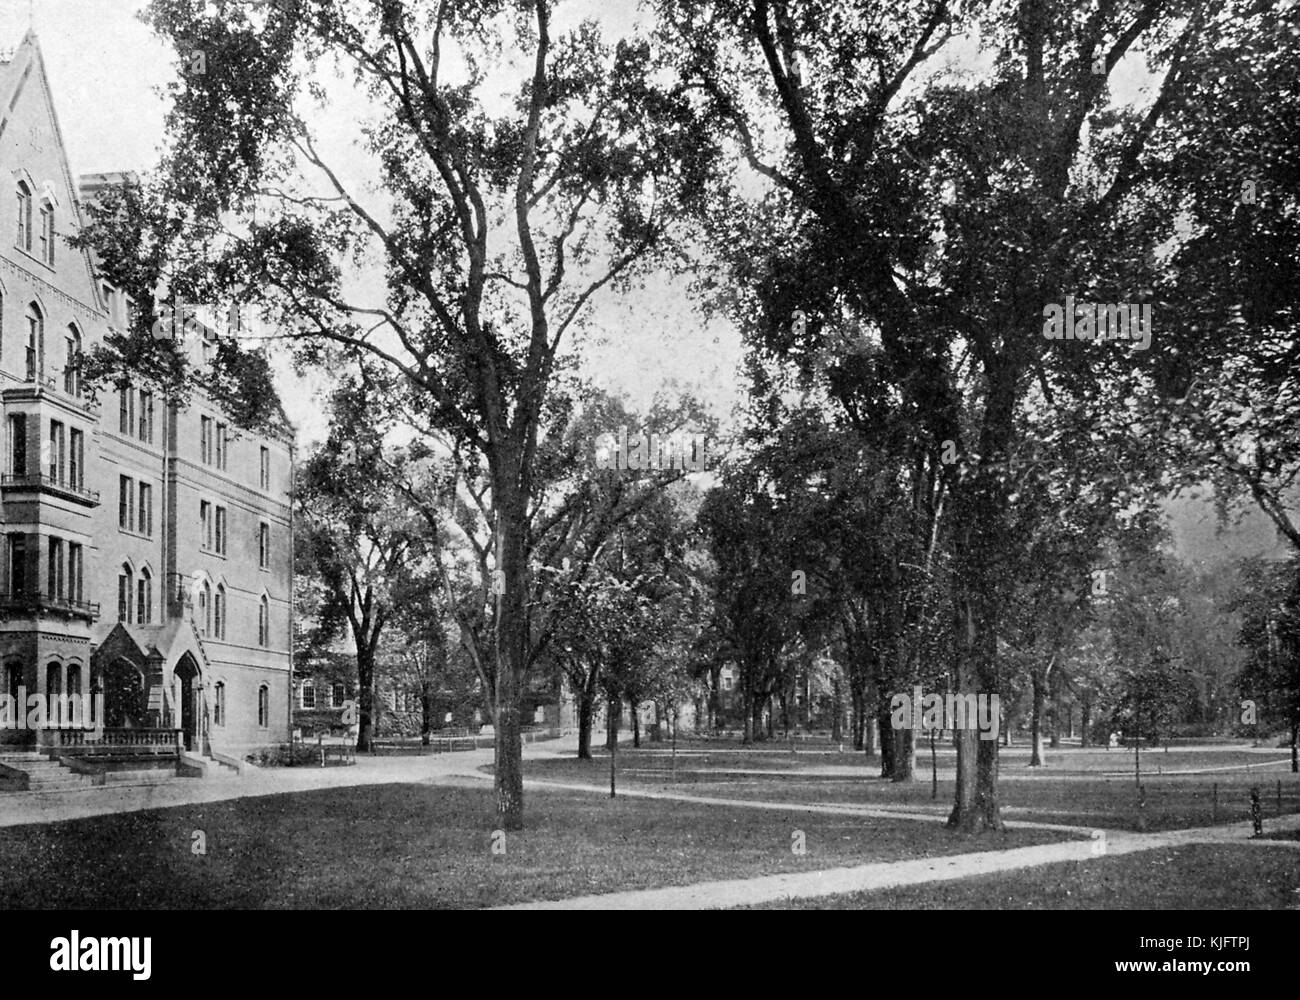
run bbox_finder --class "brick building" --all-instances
[0,32,292,760]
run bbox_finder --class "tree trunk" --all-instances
[576,686,596,760]
[631,701,641,748]
[1081,699,1092,748]
[850,684,864,750]
[742,665,754,744]
[878,698,895,778]
[606,695,621,750]
[948,590,1002,831]
[356,642,376,753]
[420,686,433,746]
[709,664,722,731]
[831,674,843,741]
[892,725,915,782]
[491,501,528,831]
[1030,666,1047,767]
[1049,667,1062,749]
[494,663,524,830]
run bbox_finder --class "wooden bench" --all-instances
[318,743,355,766]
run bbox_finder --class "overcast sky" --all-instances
[11,0,744,448]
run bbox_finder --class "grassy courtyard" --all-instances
[0,781,1072,909]
[3,738,1295,909]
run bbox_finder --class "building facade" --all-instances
[0,32,292,758]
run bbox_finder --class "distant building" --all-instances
[0,32,293,758]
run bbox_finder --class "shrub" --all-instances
[245,742,320,767]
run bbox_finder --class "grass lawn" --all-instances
[525,748,1300,832]
[0,782,1075,909]
[747,844,1300,909]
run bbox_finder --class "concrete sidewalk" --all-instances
[0,739,511,828]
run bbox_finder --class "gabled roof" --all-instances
[0,30,107,313]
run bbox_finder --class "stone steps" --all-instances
[25,773,94,791]
[0,750,238,792]
[0,755,94,791]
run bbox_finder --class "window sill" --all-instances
[13,245,55,270]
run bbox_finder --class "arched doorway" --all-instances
[174,654,201,751]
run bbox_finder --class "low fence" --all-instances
[1117,776,1300,832]
[369,726,564,755]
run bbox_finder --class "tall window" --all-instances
[117,565,133,622]
[48,420,64,483]
[332,682,346,708]
[215,506,226,555]
[103,284,116,325]
[64,326,81,396]
[258,685,269,727]
[260,446,270,489]
[119,476,134,530]
[118,384,134,434]
[46,664,62,726]
[200,416,213,464]
[258,596,269,646]
[69,429,83,490]
[138,391,154,443]
[214,682,225,726]
[138,482,152,536]
[8,534,27,595]
[301,682,315,709]
[137,569,151,625]
[258,523,270,569]
[68,543,82,603]
[47,538,64,600]
[215,422,227,470]
[199,582,211,635]
[7,414,25,476]
[38,200,53,265]
[200,501,212,550]
[25,304,41,381]
[16,181,31,251]
[214,584,225,639]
